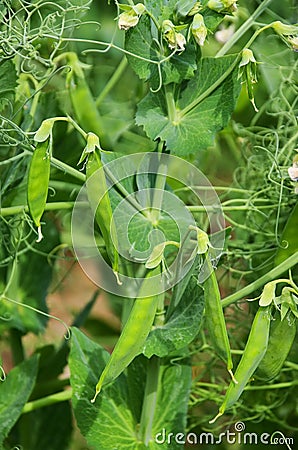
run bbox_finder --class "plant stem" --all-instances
[51,155,86,182]
[139,356,160,446]
[244,379,298,391]
[187,203,287,212]
[222,251,298,307]
[151,156,168,224]
[22,389,73,414]
[0,201,78,217]
[95,56,128,106]
[216,0,273,57]
[164,84,177,123]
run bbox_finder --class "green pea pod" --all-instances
[91,268,162,402]
[86,147,120,279]
[203,255,237,383]
[210,305,271,423]
[27,140,51,242]
[255,312,296,381]
[66,53,111,149]
[275,202,298,266]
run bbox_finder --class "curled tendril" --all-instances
[0,0,92,76]
[0,365,6,381]
[1,295,71,340]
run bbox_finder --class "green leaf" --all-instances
[0,221,59,335]
[0,355,39,446]
[69,328,192,449]
[144,0,178,24]
[0,60,17,115]
[150,357,192,449]
[125,15,198,85]
[202,8,225,32]
[69,327,140,450]
[153,43,198,86]
[175,0,197,18]
[143,275,204,357]
[125,15,153,80]
[136,55,241,155]
[17,402,72,450]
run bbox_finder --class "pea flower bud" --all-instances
[271,21,298,51]
[191,13,207,46]
[162,20,186,52]
[207,0,237,13]
[288,36,298,52]
[188,2,202,16]
[239,48,258,112]
[118,3,146,31]
[34,118,55,142]
[78,132,101,165]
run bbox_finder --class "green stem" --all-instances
[216,0,273,57]
[0,201,78,217]
[22,389,73,414]
[49,180,82,193]
[95,56,128,106]
[222,251,298,307]
[187,203,287,212]
[139,356,160,446]
[164,84,177,123]
[151,157,168,224]
[51,156,86,182]
[244,379,298,391]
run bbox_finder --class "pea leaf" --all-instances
[0,221,59,335]
[0,60,17,114]
[18,402,72,450]
[151,357,192,449]
[144,0,179,24]
[125,15,153,81]
[175,0,197,18]
[69,327,191,449]
[125,15,198,85]
[69,327,139,450]
[136,55,241,155]
[143,275,204,357]
[0,355,39,446]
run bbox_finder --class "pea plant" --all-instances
[0,0,298,449]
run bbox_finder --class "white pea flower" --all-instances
[118,3,146,31]
[162,20,186,52]
[272,21,298,51]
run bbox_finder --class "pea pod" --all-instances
[66,52,111,149]
[210,305,271,423]
[203,255,237,383]
[255,312,296,381]
[275,201,298,266]
[91,268,162,402]
[86,146,119,279]
[27,140,51,242]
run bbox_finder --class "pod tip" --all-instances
[209,411,222,424]
[36,225,44,243]
[228,369,238,384]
